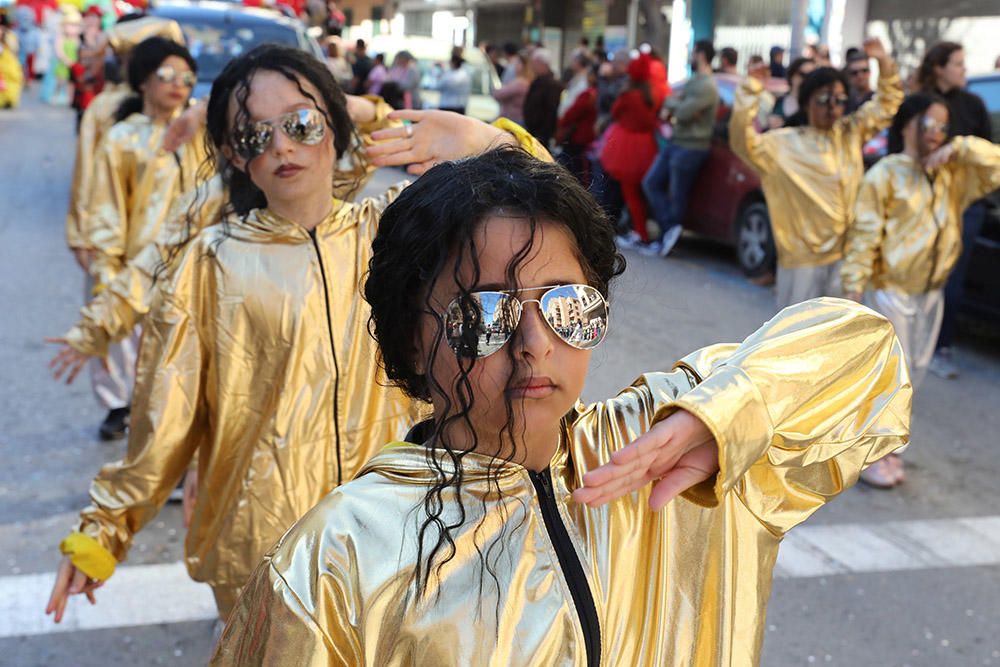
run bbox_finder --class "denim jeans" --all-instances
[642,143,709,234]
[936,201,986,349]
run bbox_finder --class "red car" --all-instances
[670,74,786,277]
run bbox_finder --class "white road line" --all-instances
[3,516,1000,638]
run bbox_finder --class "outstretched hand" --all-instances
[923,142,955,171]
[45,337,102,385]
[572,409,719,511]
[45,557,103,623]
[163,100,207,153]
[862,37,891,67]
[366,110,517,176]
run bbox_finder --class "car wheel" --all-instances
[735,201,776,277]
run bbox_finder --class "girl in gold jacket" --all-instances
[213,148,911,666]
[842,93,1000,487]
[45,45,546,623]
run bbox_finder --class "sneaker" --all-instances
[99,407,130,441]
[614,231,642,250]
[658,224,683,257]
[929,348,959,380]
[859,458,898,489]
[637,240,663,256]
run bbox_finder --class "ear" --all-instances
[222,143,247,174]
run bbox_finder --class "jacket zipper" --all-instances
[308,228,343,485]
[529,468,600,667]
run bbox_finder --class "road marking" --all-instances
[3,516,999,638]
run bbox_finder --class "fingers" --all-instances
[369,124,413,144]
[386,109,433,124]
[44,337,67,345]
[70,569,87,594]
[648,465,715,511]
[65,357,86,385]
[369,147,422,169]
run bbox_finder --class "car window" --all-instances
[967,79,1000,112]
[177,20,302,81]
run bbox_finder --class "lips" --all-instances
[509,376,556,399]
[274,163,304,177]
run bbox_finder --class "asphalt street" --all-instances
[1,91,999,666]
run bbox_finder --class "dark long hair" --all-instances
[156,44,363,279]
[797,66,849,110]
[115,36,197,122]
[365,147,625,602]
[917,41,962,93]
[888,92,948,154]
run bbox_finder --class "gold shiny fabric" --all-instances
[842,137,1000,295]
[62,96,396,357]
[85,112,208,287]
[66,83,130,249]
[730,68,903,268]
[214,299,911,667]
[105,16,185,55]
[77,190,422,588]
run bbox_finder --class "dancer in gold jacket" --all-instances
[46,45,549,623]
[214,148,910,667]
[730,38,903,307]
[841,93,1000,488]
[48,95,395,374]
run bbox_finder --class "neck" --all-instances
[143,100,176,125]
[902,141,920,160]
[695,62,712,75]
[443,414,562,473]
[936,80,954,94]
[267,190,333,231]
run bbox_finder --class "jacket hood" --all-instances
[222,197,355,243]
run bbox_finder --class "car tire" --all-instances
[735,200,776,277]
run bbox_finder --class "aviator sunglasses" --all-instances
[919,116,948,135]
[234,108,327,160]
[813,91,849,107]
[445,284,610,359]
[155,65,197,88]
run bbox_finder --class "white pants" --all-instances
[84,275,140,410]
[865,288,944,391]
[775,261,843,309]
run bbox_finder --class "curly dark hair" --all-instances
[156,43,364,279]
[888,92,948,154]
[115,36,197,122]
[797,66,850,111]
[365,146,625,602]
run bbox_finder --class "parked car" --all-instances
[362,35,501,122]
[149,0,324,100]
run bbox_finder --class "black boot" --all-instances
[99,407,130,441]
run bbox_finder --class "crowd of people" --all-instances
[2,5,992,663]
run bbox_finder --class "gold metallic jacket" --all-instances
[63,97,395,357]
[85,112,208,288]
[842,137,1000,295]
[69,120,550,588]
[730,68,903,268]
[214,299,911,667]
[66,84,130,249]
[76,191,420,587]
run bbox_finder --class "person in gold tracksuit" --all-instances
[45,45,549,624]
[47,96,396,380]
[841,93,1000,488]
[213,148,911,667]
[730,38,903,308]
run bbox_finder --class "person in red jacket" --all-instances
[600,52,660,253]
[556,63,598,186]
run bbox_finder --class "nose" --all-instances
[514,302,554,362]
[269,125,294,156]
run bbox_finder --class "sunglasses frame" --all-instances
[919,115,948,135]
[814,91,849,107]
[444,283,610,359]
[155,65,197,88]
[233,108,328,161]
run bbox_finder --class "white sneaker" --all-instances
[615,231,642,250]
[637,240,663,256]
[928,349,959,380]
[659,224,683,257]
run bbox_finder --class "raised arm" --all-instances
[575,299,911,535]
[844,38,903,142]
[940,136,1000,209]
[728,77,777,176]
[841,168,891,298]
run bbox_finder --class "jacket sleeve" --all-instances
[86,136,132,288]
[843,62,903,143]
[210,558,362,667]
[841,168,890,295]
[66,105,100,249]
[664,298,910,535]
[947,136,1000,210]
[66,242,211,579]
[729,78,777,176]
[670,78,715,123]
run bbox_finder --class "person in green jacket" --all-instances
[641,38,720,257]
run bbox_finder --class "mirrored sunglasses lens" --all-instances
[539,285,608,350]
[237,123,273,160]
[284,110,326,145]
[445,293,518,358]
